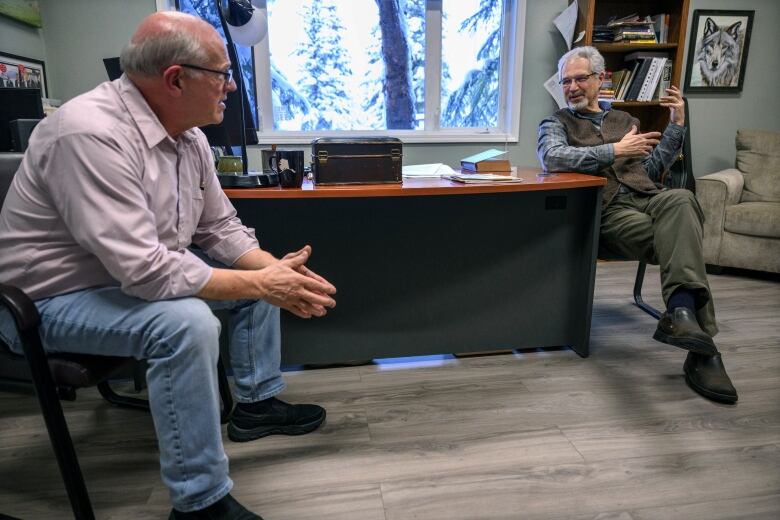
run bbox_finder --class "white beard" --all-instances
[568,97,589,111]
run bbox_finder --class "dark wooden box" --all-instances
[311,137,402,185]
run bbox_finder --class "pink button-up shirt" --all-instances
[0,75,259,301]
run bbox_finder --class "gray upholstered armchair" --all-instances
[696,129,780,274]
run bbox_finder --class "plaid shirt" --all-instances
[537,102,685,183]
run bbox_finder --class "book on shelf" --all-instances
[604,69,628,101]
[614,31,656,42]
[624,51,669,62]
[606,13,640,25]
[653,59,673,99]
[624,58,653,101]
[616,66,635,101]
[609,15,656,43]
[592,25,614,43]
[637,57,666,101]
[651,13,670,44]
[460,149,511,173]
[617,39,658,44]
[598,71,615,101]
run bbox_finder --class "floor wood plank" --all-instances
[1,262,778,519]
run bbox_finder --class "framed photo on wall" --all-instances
[0,52,47,98]
[684,10,754,93]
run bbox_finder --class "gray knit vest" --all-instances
[554,107,662,207]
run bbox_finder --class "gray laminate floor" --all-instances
[1,262,779,519]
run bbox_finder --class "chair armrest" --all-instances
[695,169,745,265]
[0,283,40,333]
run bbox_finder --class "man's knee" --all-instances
[145,298,221,359]
[669,188,696,203]
[655,189,703,222]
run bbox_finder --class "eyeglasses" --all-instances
[179,63,234,85]
[558,72,597,87]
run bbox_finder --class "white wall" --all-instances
[38,0,155,102]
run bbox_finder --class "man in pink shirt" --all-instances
[0,12,336,519]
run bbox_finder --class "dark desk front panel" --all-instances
[233,186,601,363]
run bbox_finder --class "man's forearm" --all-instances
[194,248,275,301]
[642,123,685,181]
[537,118,614,173]
[196,267,268,301]
[232,248,277,270]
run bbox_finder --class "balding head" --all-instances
[120,11,221,78]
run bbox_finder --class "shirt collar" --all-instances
[116,74,200,149]
[567,100,612,118]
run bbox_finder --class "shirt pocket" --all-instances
[190,185,205,228]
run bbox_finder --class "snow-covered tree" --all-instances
[374,0,415,129]
[363,0,434,129]
[294,0,352,130]
[441,0,502,128]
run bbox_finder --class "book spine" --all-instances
[637,58,663,101]
[618,62,639,101]
[654,60,673,99]
[626,59,651,101]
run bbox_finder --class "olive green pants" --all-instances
[599,189,717,336]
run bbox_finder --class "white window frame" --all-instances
[161,0,526,144]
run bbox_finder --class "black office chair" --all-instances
[0,152,234,519]
[606,98,694,320]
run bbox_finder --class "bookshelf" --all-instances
[573,0,690,132]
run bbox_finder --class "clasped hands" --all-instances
[261,245,336,319]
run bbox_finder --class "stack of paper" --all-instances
[402,163,458,178]
[442,173,524,184]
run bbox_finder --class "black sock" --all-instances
[668,288,696,313]
[237,397,276,414]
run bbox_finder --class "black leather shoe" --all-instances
[683,352,738,404]
[169,493,263,519]
[653,307,717,355]
[228,397,326,442]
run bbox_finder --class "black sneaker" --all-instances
[227,397,326,442]
[169,493,263,519]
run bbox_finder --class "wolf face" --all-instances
[696,17,742,87]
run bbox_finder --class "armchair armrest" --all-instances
[696,168,745,265]
[697,169,744,205]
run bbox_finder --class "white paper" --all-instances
[544,73,568,109]
[553,0,578,50]
[402,163,458,178]
[442,173,524,184]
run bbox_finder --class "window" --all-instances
[176,0,258,128]
[172,0,526,143]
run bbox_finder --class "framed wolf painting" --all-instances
[684,10,754,93]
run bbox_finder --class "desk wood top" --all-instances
[223,168,605,199]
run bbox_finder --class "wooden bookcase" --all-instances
[573,0,690,132]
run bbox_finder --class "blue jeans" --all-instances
[0,285,285,512]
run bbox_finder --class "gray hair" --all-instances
[120,21,208,77]
[557,46,606,80]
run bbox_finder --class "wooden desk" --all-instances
[226,169,606,363]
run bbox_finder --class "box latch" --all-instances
[391,149,401,162]
[317,150,328,164]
